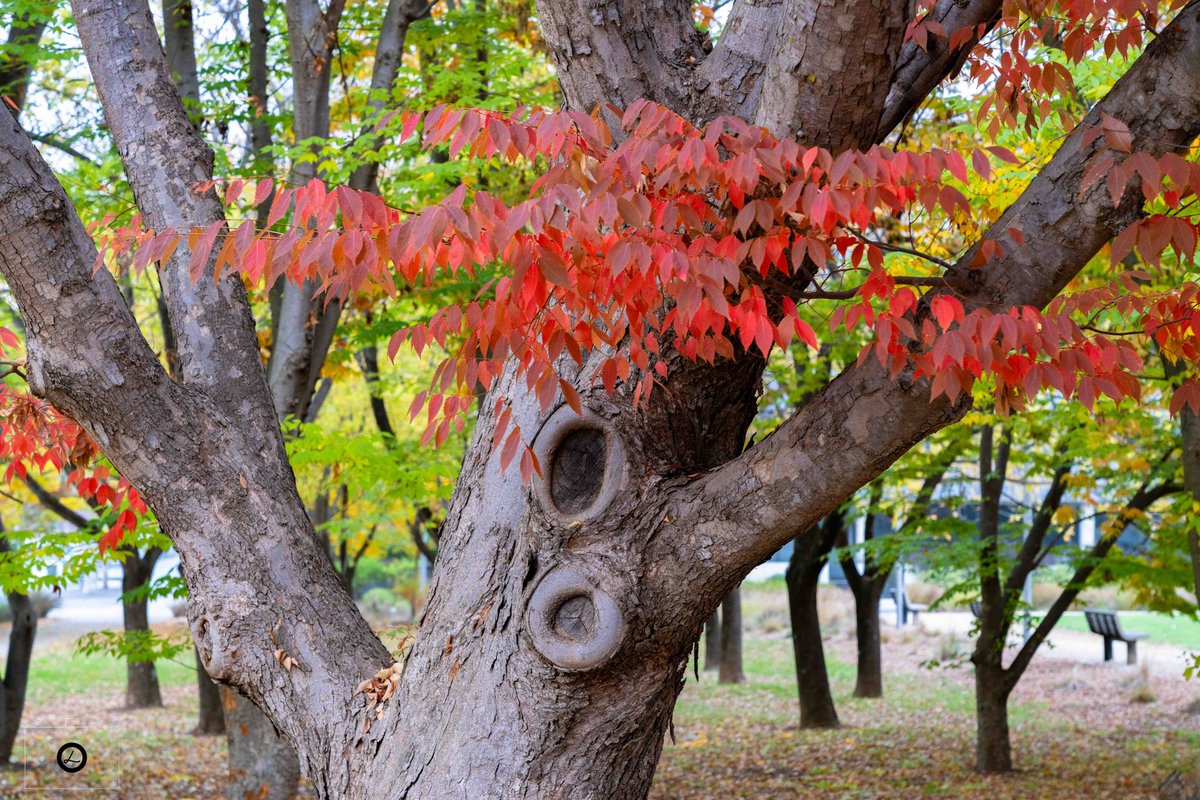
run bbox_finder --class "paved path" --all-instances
[0,588,178,658]
[916,610,1194,674]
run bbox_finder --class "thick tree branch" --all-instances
[879,0,1005,137]
[661,2,1200,618]
[21,475,93,530]
[2,3,391,792]
[72,0,277,433]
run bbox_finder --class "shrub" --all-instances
[740,581,856,636]
[359,587,413,623]
[31,591,60,618]
[1128,659,1156,704]
[817,585,854,633]
[906,581,944,607]
[936,630,963,661]
[0,591,60,621]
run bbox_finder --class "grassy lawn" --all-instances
[3,627,1196,799]
[654,637,1197,799]
[1051,611,1200,648]
[24,644,198,705]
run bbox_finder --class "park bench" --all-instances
[1083,608,1148,665]
[886,588,929,625]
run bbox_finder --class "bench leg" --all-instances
[1127,640,1137,665]
[1103,637,1113,662]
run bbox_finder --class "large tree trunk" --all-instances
[786,519,840,728]
[194,648,226,735]
[122,548,163,709]
[718,588,745,684]
[0,2,1195,799]
[223,686,301,800]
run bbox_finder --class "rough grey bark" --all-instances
[717,588,745,685]
[755,0,911,150]
[879,0,1004,136]
[0,2,1195,799]
[122,546,164,708]
[786,516,840,728]
[0,530,36,763]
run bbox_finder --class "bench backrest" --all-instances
[1084,609,1121,637]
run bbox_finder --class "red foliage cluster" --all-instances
[88,99,1200,475]
[910,0,1187,135]
[0,328,147,551]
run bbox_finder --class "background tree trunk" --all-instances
[122,548,163,709]
[718,588,745,685]
[786,518,840,728]
[703,611,721,672]
[194,648,226,735]
[0,533,36,763]
[849,580,885,698]
[223,686,301,800]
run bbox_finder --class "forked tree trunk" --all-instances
[223,686,301,800]
[703,611,721,671]
[194,648,225,735]
[122,548,163,709]
[718,588,745,684]
[2,2,1197,799]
